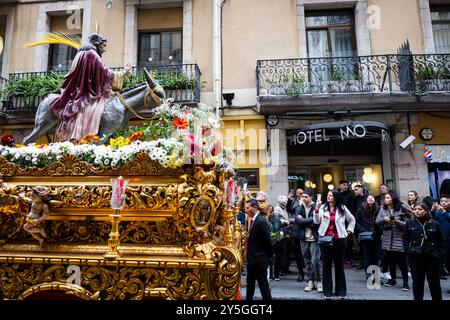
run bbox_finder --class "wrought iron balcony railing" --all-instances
[1,64,201,113]
[256,54,450,97]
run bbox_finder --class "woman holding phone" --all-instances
[375,192,411,291]
[314,190,355,299]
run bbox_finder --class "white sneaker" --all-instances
[381,272,391,280]
[316,281,323,293]
[304,280,314,292]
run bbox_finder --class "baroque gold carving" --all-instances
[0,153,184,177]
[206,246,242,300]
[176,168,222,246]
[0,263,209,300]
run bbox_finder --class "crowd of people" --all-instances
[242,180,450,301]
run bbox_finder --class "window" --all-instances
[48,39,79,71]
[306,11,356,58]
[138,30,182,66]
[305,10,357,83]
[235,169,260,189]
[431,6,450,53]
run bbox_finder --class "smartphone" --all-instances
[316,194,321,203]
[243,183,248,193]
[389,216,395,220]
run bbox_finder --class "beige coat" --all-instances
[313,205,355,239]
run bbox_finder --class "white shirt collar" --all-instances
[252,211,260,222]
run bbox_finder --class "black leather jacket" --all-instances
[292,203,319,241]
[403,218,445,256]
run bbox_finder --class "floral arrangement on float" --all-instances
[0,102,234,171]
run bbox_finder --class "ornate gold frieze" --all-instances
[0,153,185,177]
[0,247,241,300]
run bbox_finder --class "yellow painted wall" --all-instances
[222,0,298,89]
[368,0,424,54]
[412,112,450,144]
[221,116,267,192]
[10,4,38,72]
[192,0,213,92]
[90,0,125,68]
[137,8,183,30]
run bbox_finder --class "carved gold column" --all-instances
[104,209,121,259]
[223,207,233,246]
[232,205,240,241]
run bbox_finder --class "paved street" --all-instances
[240,262,450,300]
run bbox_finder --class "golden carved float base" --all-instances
[0,155,243,300]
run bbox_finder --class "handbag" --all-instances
[358,231,374,241]
[318,235,333,246]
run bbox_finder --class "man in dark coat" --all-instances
[245,199,273,300]
[339,180,355,268]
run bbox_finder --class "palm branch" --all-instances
[24,32,82,50]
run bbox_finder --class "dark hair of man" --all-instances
[339,180,349,185]
[354,184,365,194]
[441,194,450,200]
[383,192,402,211]
[361,201,379,217]
[246,199,260,210]
[415,202,432,221]
[408,190,419,205]
[79,33,108,57]
[324,189,345,216]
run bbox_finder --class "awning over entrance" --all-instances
[287,120,390,146]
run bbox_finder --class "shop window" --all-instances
[431,6,450,53]
[235,169,260,189]
[138,30,182,66]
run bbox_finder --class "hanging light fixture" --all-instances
[323,174,333,183]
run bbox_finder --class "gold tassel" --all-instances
[24,32,82,50]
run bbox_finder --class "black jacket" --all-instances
[354,195,367,214]
[292,203,319,241]
[340,189,355,214]
[287,198,302,215]
[355,206,377,234]
[403,219,445,256]
[247,212,274,265]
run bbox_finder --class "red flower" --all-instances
[1,134,15,147]
[172,117,189,129]
[129,131,145,142]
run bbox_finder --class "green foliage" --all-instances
[330,69,346,81]
[415,64,450,80]
[1,70,198,100]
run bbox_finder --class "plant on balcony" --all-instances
[330,69,346,81]
[1,70,197,103]
[286,74,306,96]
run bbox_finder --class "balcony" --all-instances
[256,54,450,114]
[0,64,201,119]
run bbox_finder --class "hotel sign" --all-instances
[289,121,390,146]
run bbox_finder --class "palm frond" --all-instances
[24,32,82,49]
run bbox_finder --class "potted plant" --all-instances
[327,69,346,93]
[286,74,306,96]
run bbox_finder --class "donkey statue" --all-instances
[23,69,165,145]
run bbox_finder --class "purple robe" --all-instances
[50,49,114,141]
